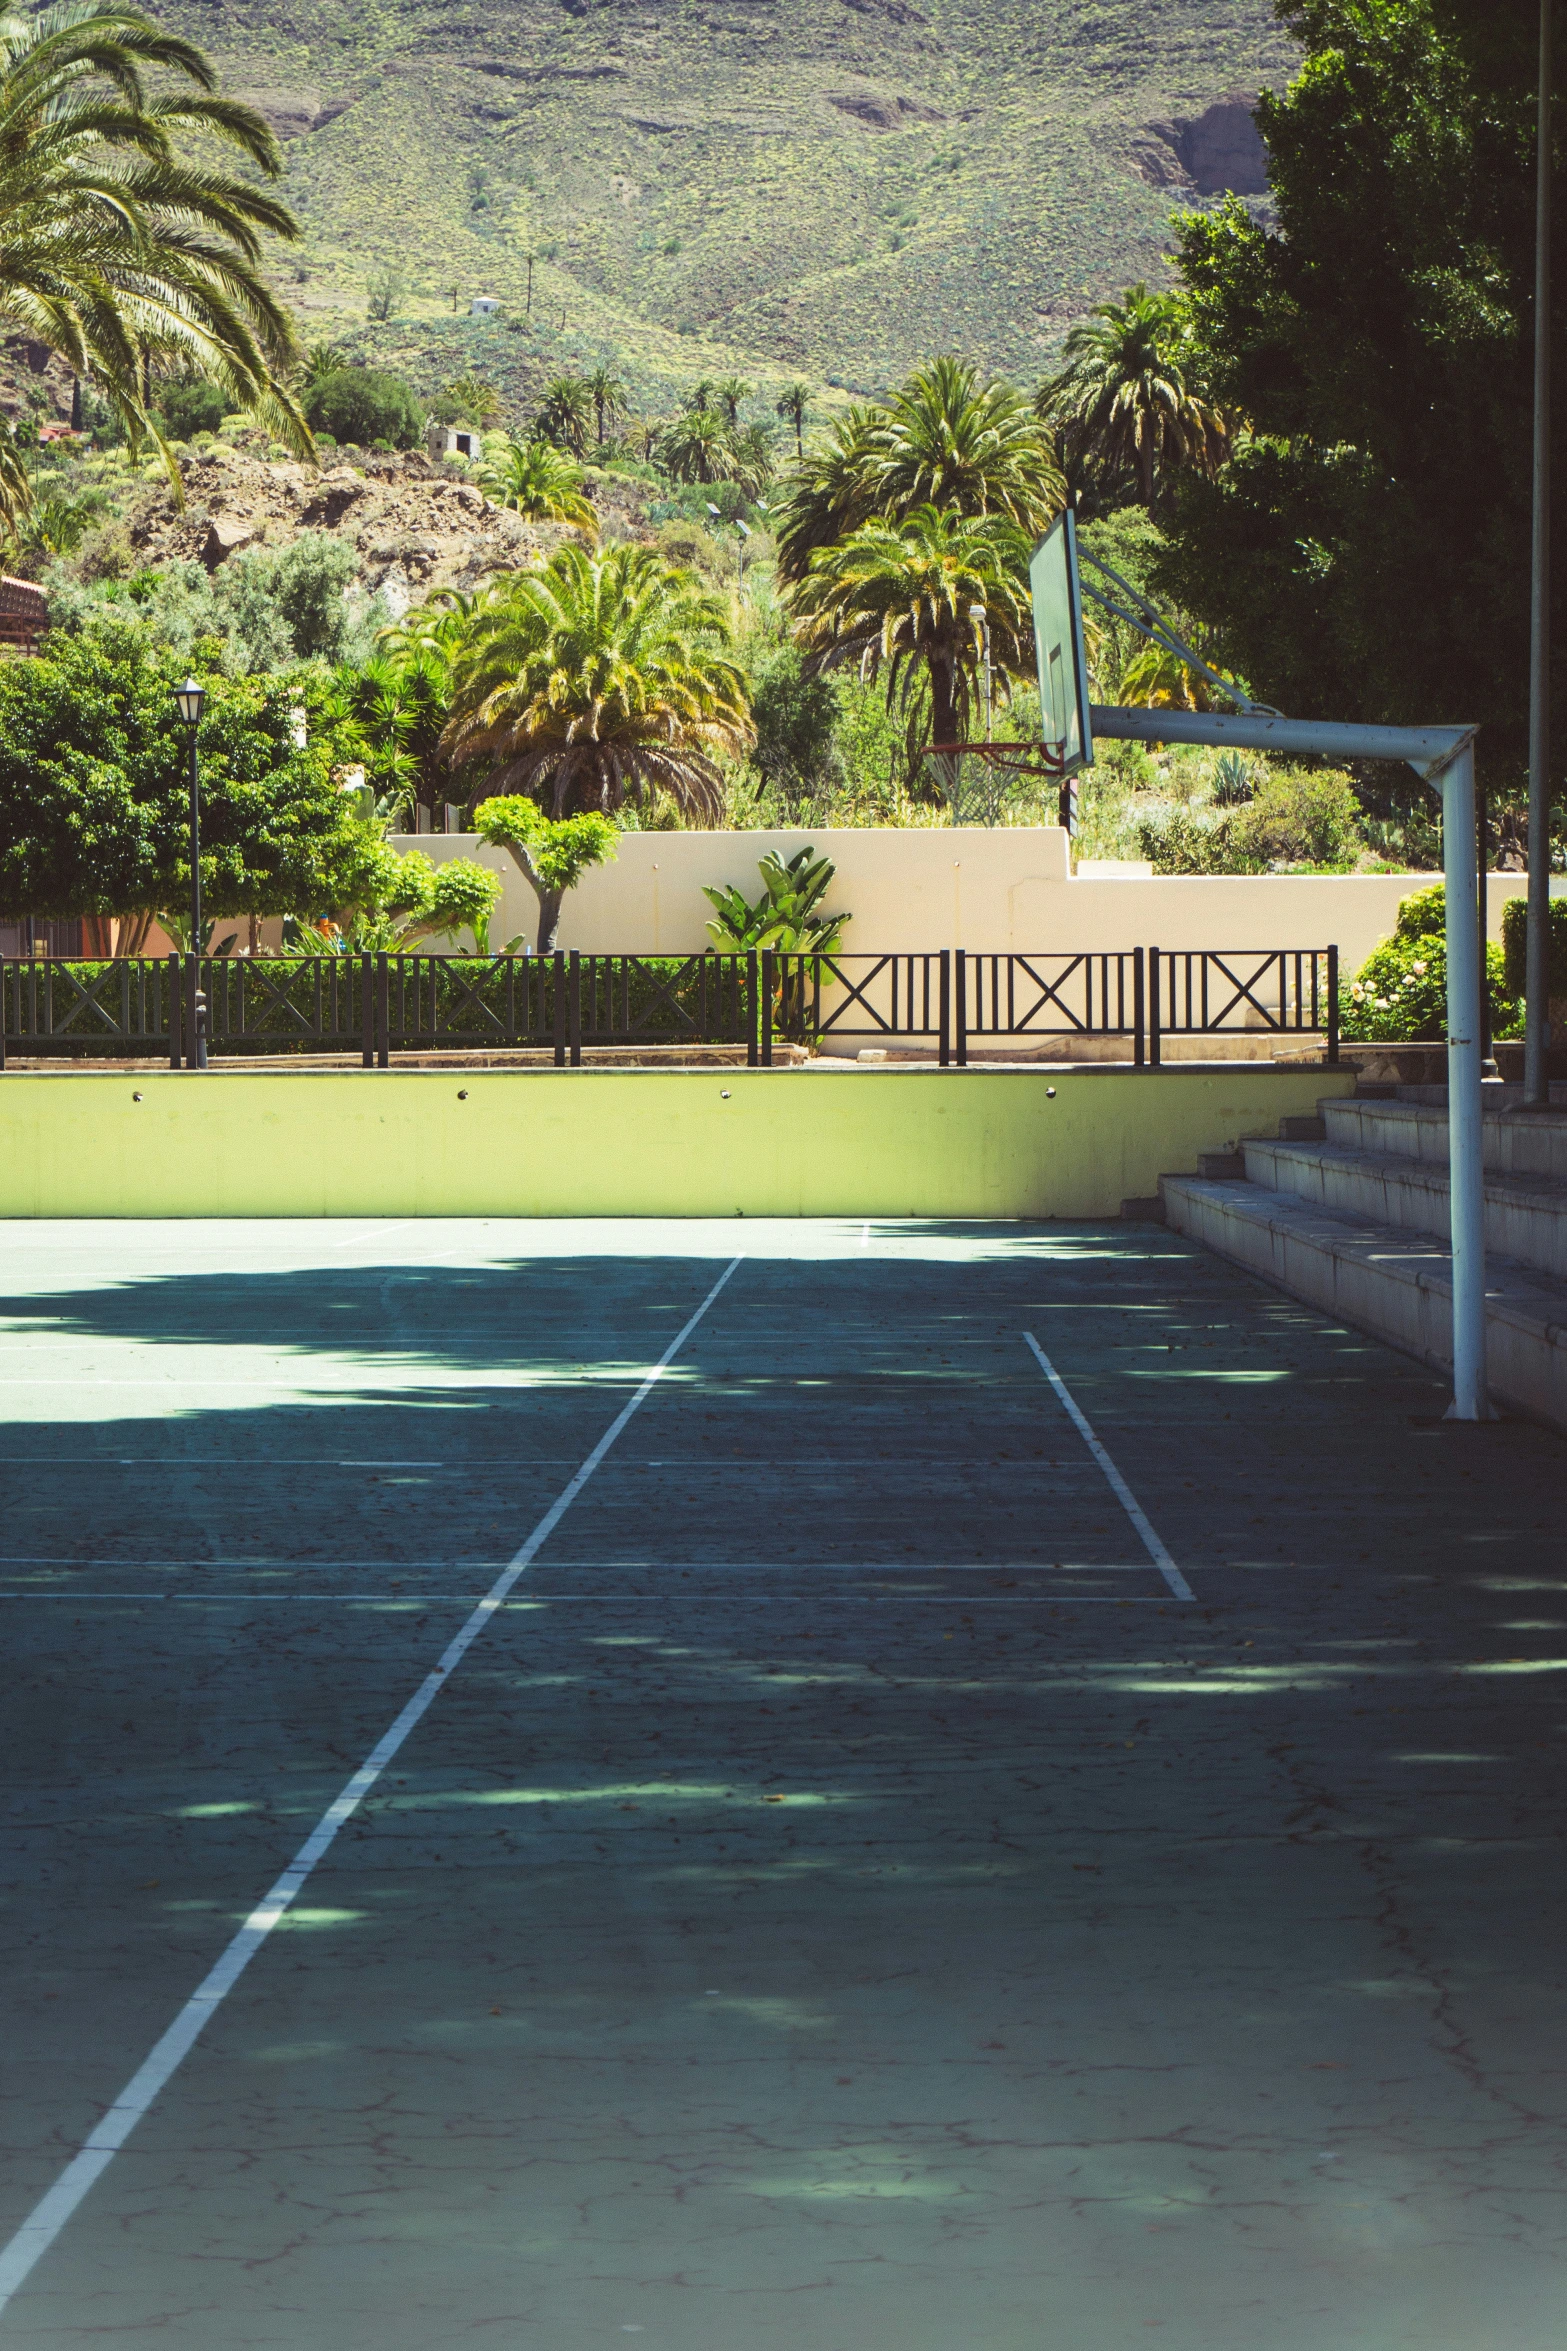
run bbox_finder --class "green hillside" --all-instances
[184,0,1295,416]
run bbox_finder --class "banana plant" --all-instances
[702,846,848,955]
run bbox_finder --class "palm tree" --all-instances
[534,374,592,455]
[1037,285,1230,511]
[475,434,596,530]
[440,541,754,823]
[447,371,503,427]
[0,0,309,505]
[713,374,752,426]
[773,360,1061,585]
[727,420,774,495]
[656,405,731,484]
[582,363,626,448]
[775,380,810,459]
[790,502,1033,753]
[303,342,344,390]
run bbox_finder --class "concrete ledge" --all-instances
[0,1064,1354,1221]
[1162,1174,1567,1434]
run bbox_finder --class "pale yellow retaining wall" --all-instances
[394,826,1549,969]
[3,1065,1354,1221]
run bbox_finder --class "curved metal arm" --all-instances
[1078,546,1283,719]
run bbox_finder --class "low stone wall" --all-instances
[4,1063,1353,1220]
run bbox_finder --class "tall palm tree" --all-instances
[582,362,626,447]
[302,341,344,390]
[713,374,752,426]
[1037,285,1230,511]
[775,379,810,459]
[534,374,592,455]
[773,360,1061,585]
[790,502,1033,753]
[440,542,754,823]
[656,404,731,484]
[475,433,596,530]
[0,0,308,507]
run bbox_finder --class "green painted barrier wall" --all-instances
[0,1065,1356,1220]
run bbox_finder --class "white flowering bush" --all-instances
[1341,884,1518,1041]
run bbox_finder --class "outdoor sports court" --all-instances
[1,1215,1563,2349]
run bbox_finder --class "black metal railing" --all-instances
[0,946,1341,1069]
[1148,947,1339,1067]
[960,950,1145,1069]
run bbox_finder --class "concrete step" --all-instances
[1323,1094,1567,1186]
[1160,1175,1567,1435]
[1246,1137,1567,1282]
[1277,1114,1326,1142]
[1197,1150,1247,1179]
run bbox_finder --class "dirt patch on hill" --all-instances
[122,443,651,609]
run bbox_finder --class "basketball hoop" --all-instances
[926,739,1076,831]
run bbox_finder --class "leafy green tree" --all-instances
[774,358,1062,585]
[441,542,754,823]
[747,640,845,812]
[304,368,423,450]
[1162,0,1566,784]
[790,503,1033,754]
[1037,284,1230,511]
[535,375,593,456]
[0,1,309,499]
[471,794,617,952]
[713,375,753,426]
[475,435,596,529]
[0,621,377,936]
[157,377,229,441]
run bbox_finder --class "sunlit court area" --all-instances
[0,1214,1562,2348]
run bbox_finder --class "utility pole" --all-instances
[1526,0,1555,1104]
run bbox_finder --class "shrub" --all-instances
[1501,893,1567,998]
[304,368,423,451]
[1236,765,1363,869]
[157,379,228,440]
[1342,883,1519,1041]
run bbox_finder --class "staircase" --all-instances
[1158,1085,1567,1434]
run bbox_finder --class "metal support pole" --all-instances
[188,730,201,969]
[761,951,774,1067]
[361,952,374,1067]
[168,952,181,1069]
[376,953,389,1070]
[1443,743,1491,1420]
[954,949,968,1066]
[1326,944,1340,1068]
[568,951,582,1067]
[746,949,758,1067]
[1149,948,1162,1068]
[1526,0,1554,1105]
[1478,774,1493,1066]
[939,949,951,1067]
[1133,947,1145,1069]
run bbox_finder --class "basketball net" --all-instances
[925,740,1076,833]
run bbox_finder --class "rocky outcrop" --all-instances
[125,444,571,606]
[1133,96,1271,199]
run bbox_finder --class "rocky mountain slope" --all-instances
[168,0,1292,413]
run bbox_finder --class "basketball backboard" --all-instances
[1029,511,1094,777]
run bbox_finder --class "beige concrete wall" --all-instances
[393,827,1549,970]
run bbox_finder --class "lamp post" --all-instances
[173,678,206,1068]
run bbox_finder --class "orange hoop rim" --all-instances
[927,739,1069,777]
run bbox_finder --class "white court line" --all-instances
[860,1221,870,1248]
[1022,1334,1195,1604]
[0,1254,742,2316]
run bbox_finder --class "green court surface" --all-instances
[0,1218,1563,2349]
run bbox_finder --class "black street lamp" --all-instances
[173,679,207,1067]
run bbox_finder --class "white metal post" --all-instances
[1442,740,1490,1419]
